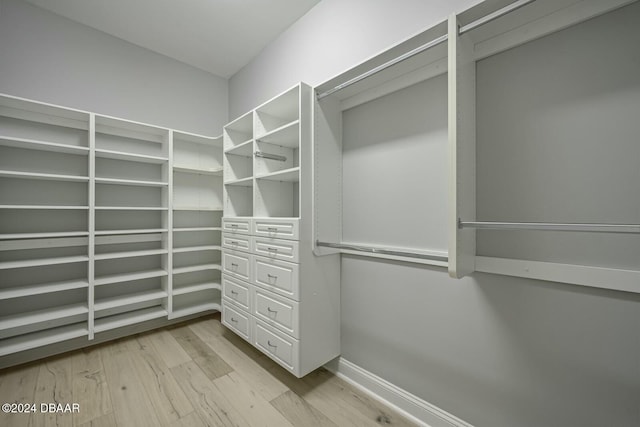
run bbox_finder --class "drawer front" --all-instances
[222,302,251,342]
[222,217,251,235]
[253,287,299,338]
[254,319,299,372]
[222,252,251,282]
[253,218,299,240]
[222,233,251,253]
[253,256,299,301]
[222,274,251,312]
[252,236,299,263]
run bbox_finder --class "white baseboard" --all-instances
[324,357,473,427]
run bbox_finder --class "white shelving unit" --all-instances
[0,94,225,362]
[221,83,341,378]
[171,131,223,319]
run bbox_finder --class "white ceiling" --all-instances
[24,0,321,78]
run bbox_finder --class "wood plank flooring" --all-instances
[0,314,417,427]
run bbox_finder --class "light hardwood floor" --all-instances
[0,314,417,426]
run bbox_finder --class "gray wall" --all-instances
[0,0,228,135]
[229,1,640,427]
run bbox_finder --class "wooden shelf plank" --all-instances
[95,177,169,187]
[0,303,88,332]
[173,227,222,233]
[172,263,222,275]
[0,279,88,300]
[255,167,300,182]
[95,269,168,286]
[0,135,89,155]
[95,206,167,211]
[173,245,222,253]
[171,302,221,319]
[255,120,300,148]
[94,148,168,164]
[0,170,89,182]
[223,176,253,187]
[224,139,253,156]
[0,255,89,270]
[94,290,168,312]
[0,205,89,210]
[172,206,223,211]
[0,231,89,240]
[94,306,167,333]
[173,166,223,176]
[0,323,88,357]
[94,248,167,261]
[94,229,168,236]
[173,282,222,296]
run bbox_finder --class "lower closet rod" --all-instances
[458,220,640,234]
[316,241,448,262]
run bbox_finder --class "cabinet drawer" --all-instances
[222,274,251,312]
[222,252,251,282]
[222,217,251,235]
[254,256,299,301]
[222,302,251,342]
[254,319,299,372]
[253,287,299,338]
[252,236,299,263]
[253,218,299,240]
[222,233,251,253]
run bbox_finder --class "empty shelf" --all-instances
[173,166,223,176]
[0,279,88,301]
[95,206,168,211]
[0,231,89,240]
[95,229,168,236]
[173,206,223,211]
[173,282,222,296]
[256,167,300,182]
[0,255,89,270]
[223,177,253,187]
[173,245,222,253]
[256,120,300,148]
[94,306,167,333]
[94,148,168,164]
[95,177,168,187]
[0,135,90,155]
[94,248,167,260]
[0,303,88,333]
[0,170,89,182]
[224,139,253,156]
[94,290,168,312]
[0,205,89,210]
[0,323,88,357]
[173,264,222,275]
[173,227,222,233]
[171,302,221,319]
[95,269,168,286]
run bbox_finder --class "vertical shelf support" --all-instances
[88,113,96,340]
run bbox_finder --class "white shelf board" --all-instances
[95,269,168,286]
[94,248,168,260]
[223,176,253,187]
[94,228,168,236]
[94,148,168,164]
[0,255,89,270]
[0,323,88,357]
[95,177,168,187]
[0,135,89,155]
[173,166,223,176]
[224,139,253,156]
[95,206,168,211]
[0,279,88,301]
[0,303,88,332]
[0,231,89,240]
[94,289,168,312]
[256,120,300,148]
[173,282,222,296]
[173,245,222,253]
[173,206,223,211]
[170,302,221,319]
[173,263,222,275]
[94,306,167,333]
[173,227,222,233]
[0,170,89,182]
[0,205,89,210]
[256,167,300,182]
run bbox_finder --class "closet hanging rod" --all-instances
[458,220,640,234]
[316,241,448,262]
[316,34,448,100]
[255,151,287,162]
[458,0,537,34]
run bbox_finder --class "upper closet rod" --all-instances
[459,220,640,234]
[316,241,448,262]
[316,0,538,100]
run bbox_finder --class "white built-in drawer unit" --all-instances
[252,236,299,263]
[222,233,251,253]
[253,255,299,301]
[253,218,299,240]
[222,251,251,282]
[222,217,251,235]
[253,286,299,338]
[222,274,251,312]
[222,301,251,342]
[254,318,299,371]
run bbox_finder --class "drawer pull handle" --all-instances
[230,241,238,245]
[267,307,277,313]
[230,224,238,228]
[231,263,238,268]
[267,274,277,281]
[267,227,278,232]
[230,317,238,323]
[230,290,238,295]
[267,340,277,348]
[266,247,278,252]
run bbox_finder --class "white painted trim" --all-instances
[324,357,474,427]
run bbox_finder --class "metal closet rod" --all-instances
[255,151,287,162]
[316,241,448,262]
[316,0,537,100]
[458,220,640,234]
